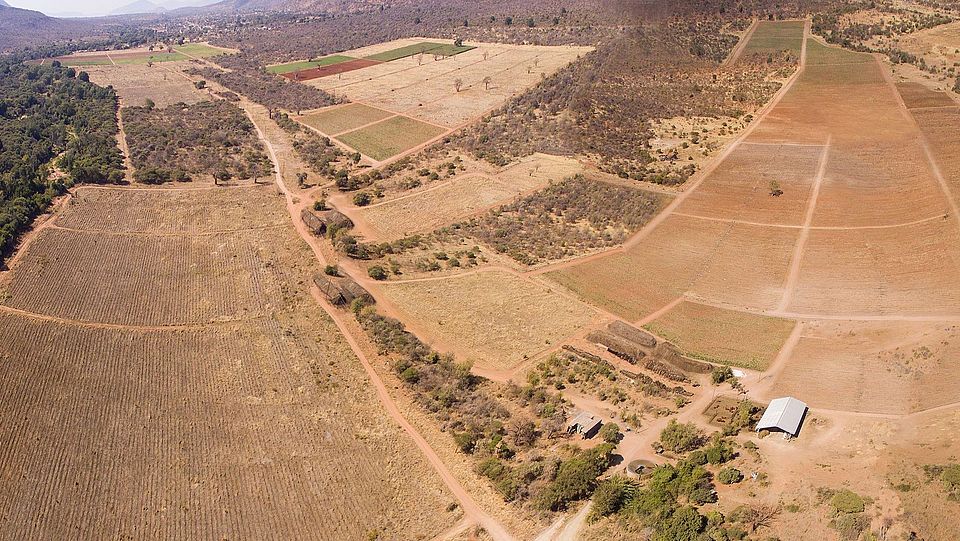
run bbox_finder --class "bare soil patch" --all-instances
[85,62,207,108]
[282,58,383,81]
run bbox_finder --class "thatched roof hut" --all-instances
[301,208,353,236]
[314,273,372,306]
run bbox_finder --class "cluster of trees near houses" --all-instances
[122,100,272,184]
[0,60,124,262]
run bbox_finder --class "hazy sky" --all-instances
[7,0,140,16]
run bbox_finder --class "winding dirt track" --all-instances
[244,103,515,541]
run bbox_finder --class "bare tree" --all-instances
[527,65,533,74]
[417,51,424,65]
[483,50,489,61]
[454,78,463,92]
[482,76,492,90]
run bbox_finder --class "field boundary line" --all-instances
[747,321,804,401]
[906,104,960,111]
[683,293,960,322]
[673,211,948,231]
[0,304,256,331]
[723,19,758,66]
[328,112,401,138]
[777,135,831,312]
[635,297,684,327]
[47,223,289,237]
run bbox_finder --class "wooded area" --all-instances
[0,60,123,261]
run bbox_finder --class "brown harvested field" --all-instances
[307,40,592,128]
[376,271,596,371]
[298,103,395,136]
[354,153,583,241]
[56,185,289,233]
[786,219,960,316]
[337,115,446,161]
[1,225,296,326]
[547,213,798,321]
[911,106,960,209]
[85,62,207,107]
[676,142,824,226]
[644,301,796,370]
[0,185,456,538]
[281,58,382,81]
[896,82,958,109]
[769,320,960,414]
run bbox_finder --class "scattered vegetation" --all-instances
[123,100,271,183]
[191,55,340,111]
[451,175,666,265]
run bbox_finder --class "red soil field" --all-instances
[770,320,960,414]
[677,142,823,226]
[281,58,382,81]
[911,106,960,208]
[786,219,960,316]
[896,82,958,109]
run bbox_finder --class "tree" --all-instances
[508,418,537,447]
[213,169,232,185]
[711,365,733,384]
[526,17,535,27]
[454,38,464,47]
[483,76,492,90]
[324,265,339,276]
[769,179,783,196]
[653,506,705,541]
[296,171,308,187]
[368,265,388,280]
[313,198,327,211]
[353,192,372,206]
[599,422,621,443]
[718,467,743,484]
[658,420,704,454]
[454,78,464,92]
[194,80,206,90]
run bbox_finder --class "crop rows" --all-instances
[0,311,452,539]
[1,227,290,326]
[57,186,290,234]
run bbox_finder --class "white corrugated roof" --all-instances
[756,397,808,436]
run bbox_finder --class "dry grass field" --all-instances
[305,39,592,128]
[740,20,806,58]
[376,271,596,371]
[85,62,207,107]
[56,186,289,233]
[337,115,446,161]
[644,301,796,370]
[911,105,960,208]
[353,153,583,241]
[298,103,395,136]
[0,184,456,538]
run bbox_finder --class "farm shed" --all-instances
[313,273,372,306]
[756,397,808,437]
[567,411,602,439]
[301,208,353,236]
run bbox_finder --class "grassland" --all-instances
[363,41,473,62]
[377,271,596,370]
[266,55,354,74]
[644,301,796,370]
[741,20,806,57]
[174,43,228,58]
[85,63,207,107]
[337,115,446,161]
[299,103,395,136]
[355,153,582,241]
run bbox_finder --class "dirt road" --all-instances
[244,104,515,541]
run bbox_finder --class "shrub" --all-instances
[599,422,621,444]
[353,192,372,206]
[718,467,743,485]
[653,506,705,541]
[535,444,614,511]
[589,476,638,521]
[711,365,733,384]
[313,199,327,211]
[659,420,705,454]
[368,265,388,280]
[829,489,865,514]
[324,265,339,276]
[942,464,960,498]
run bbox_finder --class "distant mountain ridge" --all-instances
[111,0,168,15]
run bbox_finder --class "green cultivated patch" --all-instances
[364,42,474,62]
[337,116,446,161]
[266,55,355,74]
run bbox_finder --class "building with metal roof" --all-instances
[567,411,602,439]
[756,397,808,437]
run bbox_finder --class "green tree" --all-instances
[654,506,705,541]
[368,265,388,280]
[659,420,704,454]
[599,422,621,444]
